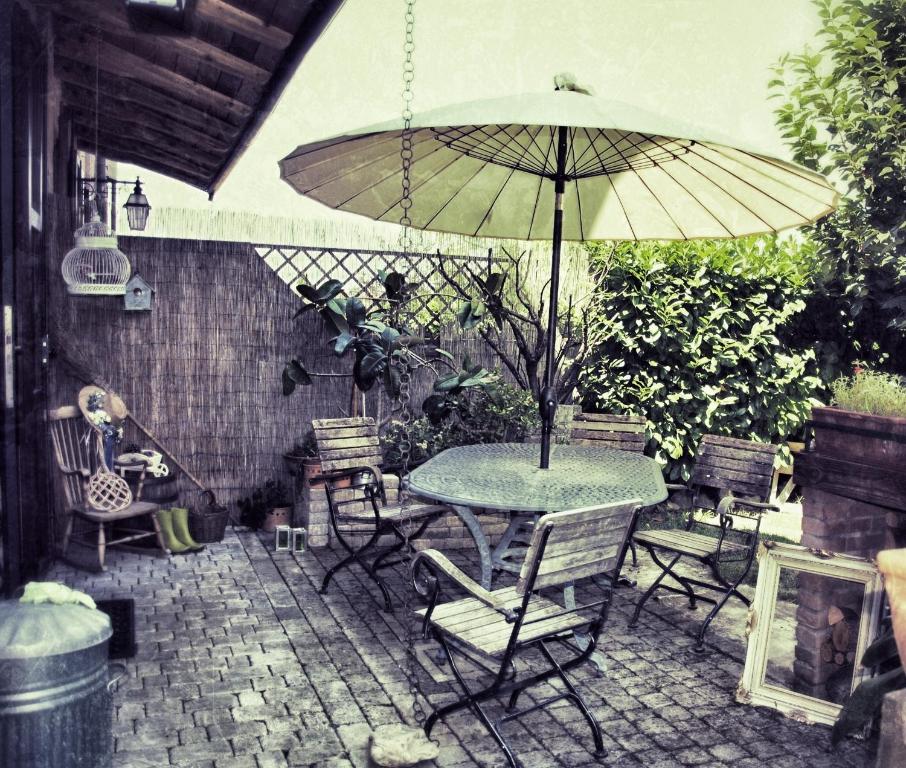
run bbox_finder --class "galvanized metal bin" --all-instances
[0,602,116,767]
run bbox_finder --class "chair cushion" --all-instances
[417,586,590,656]
[633,529,748,559]
[338,500,446,523]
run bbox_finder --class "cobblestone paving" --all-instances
[47,529,875,768]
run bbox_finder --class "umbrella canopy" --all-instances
[280,89,837,241]
[279,86,838,467]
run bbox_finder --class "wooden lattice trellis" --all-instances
[254,244,498,324]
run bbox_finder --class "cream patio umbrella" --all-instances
[279,81,838,468]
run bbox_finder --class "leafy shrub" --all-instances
[382,380,539,466]
[579,237,823,480]
[831,369,906,417]
[772,0,906,377]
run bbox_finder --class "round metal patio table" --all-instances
[407,442,667,590]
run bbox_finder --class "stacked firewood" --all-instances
[821,606,858,666]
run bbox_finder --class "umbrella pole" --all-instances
[539,125,569,469]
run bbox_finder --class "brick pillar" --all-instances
[795,492,891,698]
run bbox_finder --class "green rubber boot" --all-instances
[155,508,191,554]
[170,507,204,552]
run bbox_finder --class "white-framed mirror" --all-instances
[736,542,884,726]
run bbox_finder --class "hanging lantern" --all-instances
[61,214,131,295]
[122,178,151,231]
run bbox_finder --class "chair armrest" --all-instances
[665,483,688,492]
[412,550,503,610]
[312,464,385,486]
[729,498,780,514]
[57,466,91,478]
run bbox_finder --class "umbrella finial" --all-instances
[553,72,594,96]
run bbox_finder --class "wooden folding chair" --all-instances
[413,499,640,768]
[48,406,166,570]
[630,434,779,649]
[312,417,447,611]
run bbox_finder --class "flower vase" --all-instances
[877,548,906,665]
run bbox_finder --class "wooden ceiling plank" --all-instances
[73,122,219,175]
[74,135,210,189]
[62,84,233,153]
[55,33,255,117]
[53,3,271,85]
[56,56,242,141]
[194,0,294,50]
[68,105,228,162]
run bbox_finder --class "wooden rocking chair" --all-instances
[629,434,779,650]
[48,406,167,570]
[412,499,640,768]
[312,417,448,611]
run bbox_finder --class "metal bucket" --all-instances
[0,602,119,767]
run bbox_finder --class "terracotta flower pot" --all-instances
[301,457,324,489]
[878,548,906,666]
[262,505,291,532]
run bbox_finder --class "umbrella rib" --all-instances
[677,155,776,234]
[709,146,838,207]
[654,161,736,238]
[420,158,493,231]
[619,133,689,239]
[296,131,431,195]
[527,159,546,240]
[372,142,479,220]
[330,131,453,206]
[285,132,404,187]
[686,144,817,223]
[471,127,540,237]
[583,130,636,238]
[570,129,585,241]
[570,127,602,176]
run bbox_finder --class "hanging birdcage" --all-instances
[61,214,131,296]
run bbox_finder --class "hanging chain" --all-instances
[395,0,427,727]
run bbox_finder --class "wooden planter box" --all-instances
[794,407,906,513]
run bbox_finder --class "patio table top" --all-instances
[407,442,667,513]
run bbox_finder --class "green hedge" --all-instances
[579,237,823,480]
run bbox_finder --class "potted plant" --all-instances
[284,431,323,489]
[237,479,292,532]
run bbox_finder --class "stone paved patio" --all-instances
[47,529,876,768]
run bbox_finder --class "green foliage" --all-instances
[772,0,906,377]
[383,380,540,466]
[579,238,822,480]
[236,479,290,530]
[283,271,492,403]
[831,369,906,416]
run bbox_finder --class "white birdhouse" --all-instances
[124,274,154,311]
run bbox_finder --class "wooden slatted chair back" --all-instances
[690,435,778,507]
[570,412,646,453]
[516,499,640,593]
[48,406,99,510]
[312,417,383,474]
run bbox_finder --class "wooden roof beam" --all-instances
[73,135,209,189]
[55,30,255,118]
[55,56,242,141]
[62,85,233,154]
[52,3,271,85]
[68,106,228,164]
[194,0,294,50]
[73,123,219,179]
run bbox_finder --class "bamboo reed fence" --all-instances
[45,201,542,521]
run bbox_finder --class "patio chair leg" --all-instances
[321,526,381,595]
[97,522,107,571]
[61,514,74,556]
[538,641,605,755]
[693,559,756,651]
[629,551,687,627]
